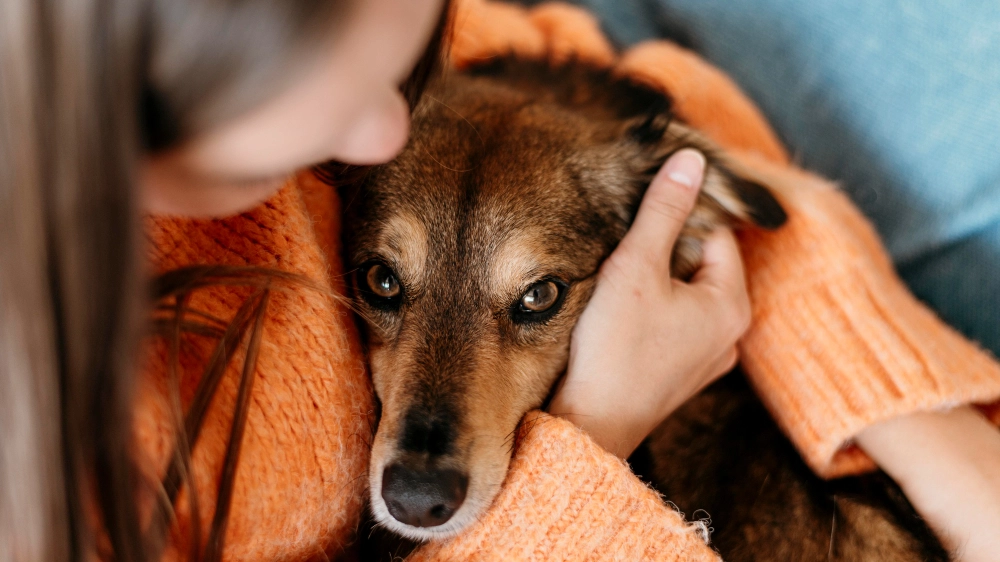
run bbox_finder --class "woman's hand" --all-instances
[548,148,752,459]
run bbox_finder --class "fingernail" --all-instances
[662,149,706,189]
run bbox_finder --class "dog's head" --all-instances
[339,60,786,540]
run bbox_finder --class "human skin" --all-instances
[548,149,750,459]
[142,0,444,217]
[858,407,1000,562]
[140,2,1000,558]
[140,3,751,466]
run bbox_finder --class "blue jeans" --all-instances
[558,0,1000,356]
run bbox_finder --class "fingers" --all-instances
[715,347,739,378]
[692,227,747,294]
[690,229,752,346]
[616,149,706,276]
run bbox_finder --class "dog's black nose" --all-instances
[381,463,468,528]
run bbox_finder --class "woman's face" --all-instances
[142,0,443,217]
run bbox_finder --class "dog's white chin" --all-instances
[367,469,500,542]
[368,496,480,542]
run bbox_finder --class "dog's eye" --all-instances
[511,279,566,324]
[366,264,400,298]
[520,281,559,312]
[357,262,403,310]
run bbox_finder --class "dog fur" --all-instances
[341,59,946,560]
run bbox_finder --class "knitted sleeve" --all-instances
[616,38,1000,478]
[731,154,1000,478]
[406,412,721,562]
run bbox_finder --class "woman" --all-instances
[1,0,445,558]
[0,0,740,558]
[1,0,997,560]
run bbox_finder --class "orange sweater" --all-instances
[138,1,1000,560]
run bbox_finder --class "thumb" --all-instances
[617,149,706,276]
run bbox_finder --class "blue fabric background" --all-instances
[552,0,1000,355]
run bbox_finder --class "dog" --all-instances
[340,58,946,560]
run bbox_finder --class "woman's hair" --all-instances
[0,0,448,560]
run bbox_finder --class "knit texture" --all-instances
[408,413,719,561]
[138,178,374,561]
[136,0,1000,559]
[733,153,1000,476]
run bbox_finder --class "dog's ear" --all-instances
[623,113,788,279]
[700,162,787,230]
[626,115,787,231]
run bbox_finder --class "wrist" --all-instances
[856,407,1000,486]
[856,407,1000,560]
[548,386,660,459]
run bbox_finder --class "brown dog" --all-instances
[340,59,945,560]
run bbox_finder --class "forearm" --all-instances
[407,412,720,562]
[856,406,1000,561]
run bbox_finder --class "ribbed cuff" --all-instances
[448,1,615,71]
[735,154,1000,478]
[527,3,616,67]
[407,412,720,561]
[449,0,546,70]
